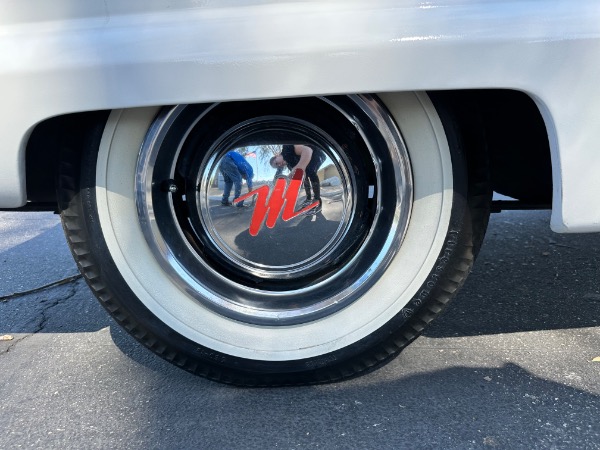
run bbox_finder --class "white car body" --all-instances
[0,0,599,233]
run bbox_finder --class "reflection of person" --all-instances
[270,144,325,213]
[219,151,254,206]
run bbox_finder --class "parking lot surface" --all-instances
[1,210,599,449]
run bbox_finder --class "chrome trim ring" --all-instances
[135,95,413,325]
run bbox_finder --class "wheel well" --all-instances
[428,89,552,205]
[24,90,552,209]
[24,111,109,209]
[477,89,552,204]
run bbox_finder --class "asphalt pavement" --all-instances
[1,209,599,449]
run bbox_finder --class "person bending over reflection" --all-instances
[270,144,325,213]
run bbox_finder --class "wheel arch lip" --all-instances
[8,87,576,233]
[10,86,597,233]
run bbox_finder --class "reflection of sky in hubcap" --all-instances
[200,148,348,269]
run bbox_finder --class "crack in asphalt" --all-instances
[0,276,83,356]
[0,334,30,356]
[0,274,82,302]
[36,281,80,333]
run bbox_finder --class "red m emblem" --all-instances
[233,169,319,236]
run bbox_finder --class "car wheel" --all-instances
[58,92,490,386]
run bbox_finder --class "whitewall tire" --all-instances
[59,92,490,385]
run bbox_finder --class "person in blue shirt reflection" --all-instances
[219,151,254,207]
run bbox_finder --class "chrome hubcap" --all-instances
[135,95,412,325]
[197,118,355,278]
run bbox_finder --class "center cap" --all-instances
[198,143,353,276]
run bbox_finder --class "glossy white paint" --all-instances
[0,0,599,231]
